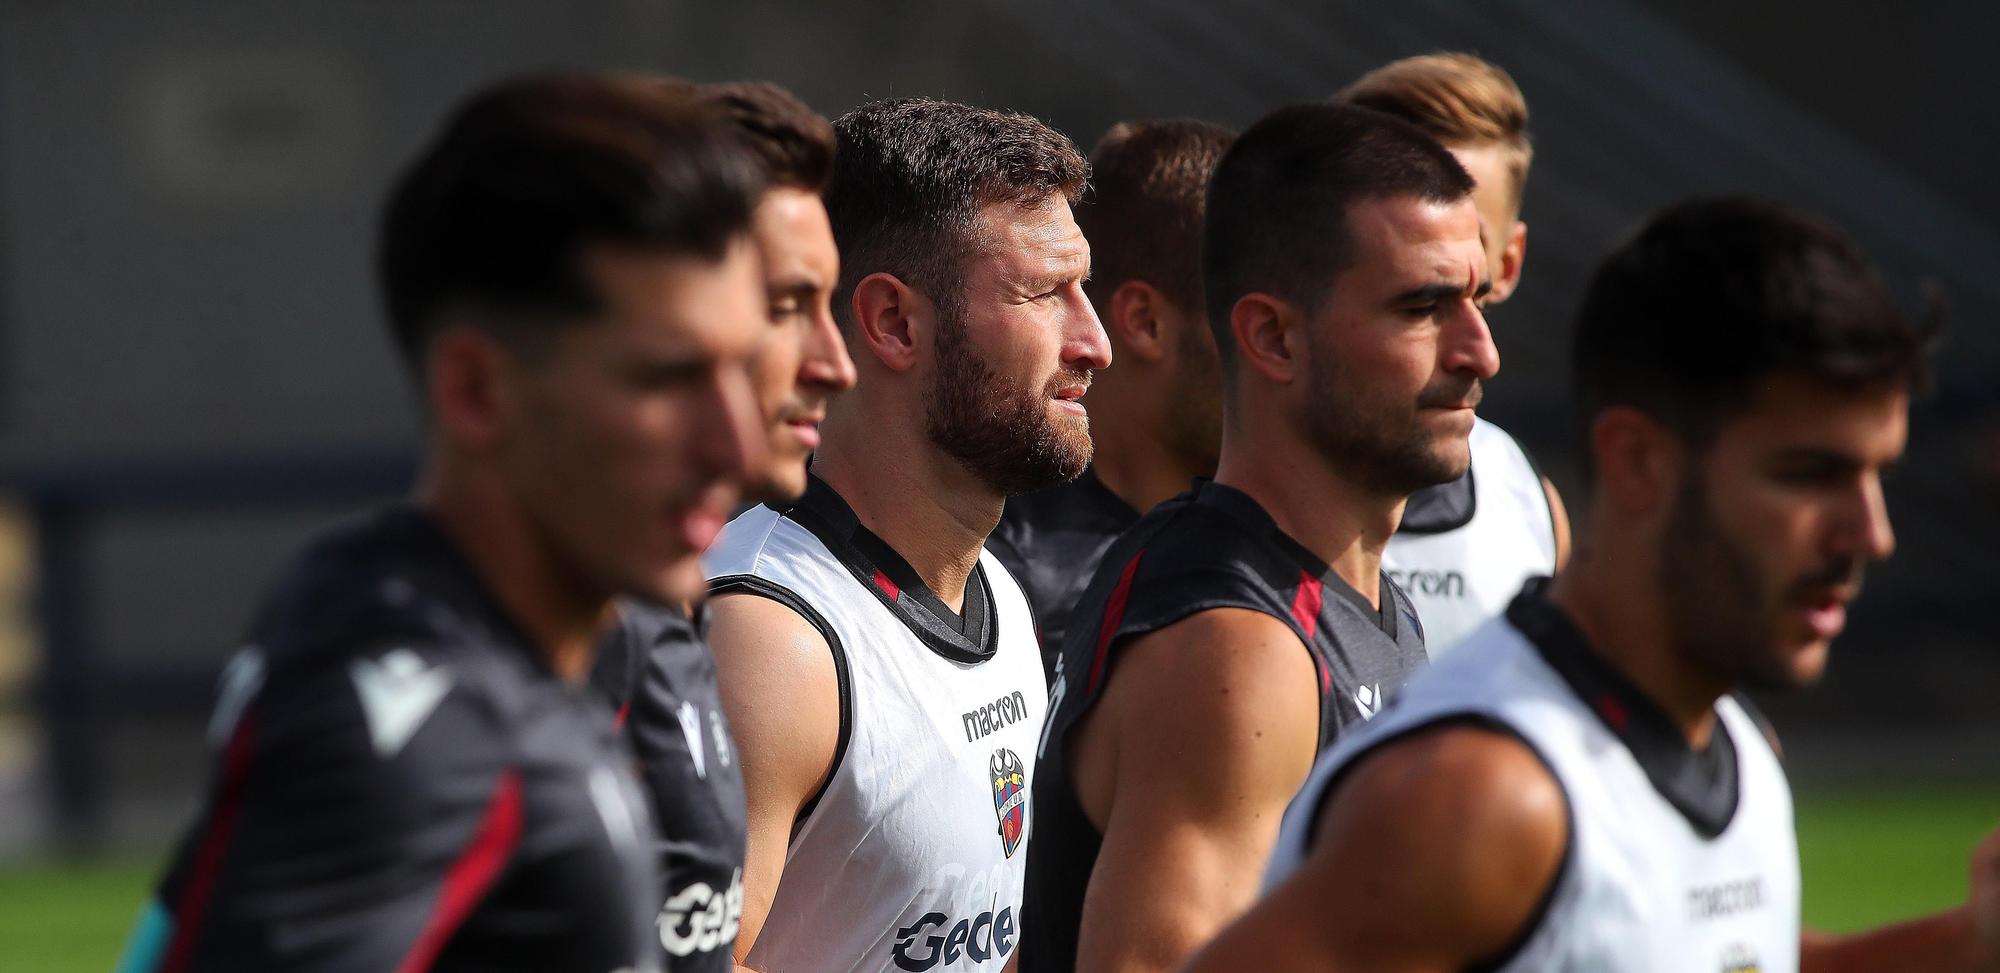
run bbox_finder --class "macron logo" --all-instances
[350,649,454,758]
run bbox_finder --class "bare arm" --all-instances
[1179,725,1569,973]
[1802,825,2000,973]
[1541,475,1572,572]
[706,592,842,972]
[1070,608,1323,973]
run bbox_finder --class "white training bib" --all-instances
[706,499,1047,973]
[1383,417,1557,655]
[1269,611,1800,973]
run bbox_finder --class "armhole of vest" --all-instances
[708,573,854,832]
[1512,435,1562,560]
[1300,712,1574,973]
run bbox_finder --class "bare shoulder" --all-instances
[1088,608,1322,816]
[705,591,841,806]
[1307,723,1568,954]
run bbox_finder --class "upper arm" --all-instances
[1075,608,1323,973]
[1179,724,1569,973]
[1542,476,1572,572]
[158,645,517,971]
[703,591,842,962]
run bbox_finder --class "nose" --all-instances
[1064,287,1113,372]
[1846,471,1897,562]
[1442,301,1500,380]
[800,303,858,393]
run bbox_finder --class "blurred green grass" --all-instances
[0,786,1991,971]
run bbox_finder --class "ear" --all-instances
[1106,280,1169,365]
[849,271,925,373]
[424,325,516,450]
[1589,405,1683,519]
[1486,220,1528,305]
[1228,293,1301,386]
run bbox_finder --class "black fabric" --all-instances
[153,505,657,972]
[988,467,1143,679]
[780,474,1000,664]
[1396,466,1479,534]
[591,600,747,970]
[1506,579,1742,838]
[1019,480,1429,973]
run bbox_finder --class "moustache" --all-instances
[1786,558,1866,600]
[1417,378,1483,411]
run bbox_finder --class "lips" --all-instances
[1794,586,1858,641]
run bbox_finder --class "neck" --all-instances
[1087,377,1208,514]
[414,458,611,684]
[815,395,1001,611]
[1212,415,1402,609]
[1547,539,1727,748]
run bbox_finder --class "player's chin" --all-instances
[1752,632,1833,693]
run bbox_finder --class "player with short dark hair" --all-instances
[987,118,1235,676]
[703,97,1107,972]
[117,73,770,973]
[1022,102,1495,973]
[588,78,857,972]
[1340,53,1574,653]
[1185,197,1999,973]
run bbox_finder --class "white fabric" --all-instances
[706,505,1048,973]
[1383,417,1557,655]
[1267,617,1800,973]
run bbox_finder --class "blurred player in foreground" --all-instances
[117,73,769,972]
[1347,53,1572,653]
[588,80,855,971]
[1023,103,1494,972]
[987,118,1234,675]
[703,98,1106,972]
[1185,197,2000,973]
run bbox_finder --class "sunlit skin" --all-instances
[743,187,856,501]
[490,241,768,611]
[1286,194,1498,505]
[1445,141,1528,306]
[946,195,1105,461]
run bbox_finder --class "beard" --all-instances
[1300,346,1480,497]
[924,309,1094,496]
[1658,475,1863,693]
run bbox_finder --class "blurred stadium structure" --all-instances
[0,0,1995,859]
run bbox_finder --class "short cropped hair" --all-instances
[1203,103,1475,376]
[825,98,1088,327]
[1336,53,1533,210]
[1078,119,1235,312]
[1572,196,1938,471]
[378,72,763,369]
[700,81,836,192]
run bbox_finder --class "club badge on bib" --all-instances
[991,748,1026,858]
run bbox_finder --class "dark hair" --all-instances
[700,81,836,192]
[824,98,1088,328]
[1202,103,1474,375]
[1078,118,1236,312]
[1572,196,1938,470]
[377,72,764,369]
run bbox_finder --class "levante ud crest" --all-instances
[991,748,1026,858]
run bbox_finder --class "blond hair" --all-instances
[1336,53,1532,208]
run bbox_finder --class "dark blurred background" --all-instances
[0,0,1994,865]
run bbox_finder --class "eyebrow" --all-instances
[1389,281,1484,306]
[767,276,820,299]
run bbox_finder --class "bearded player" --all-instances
[702,98,1109,973]
[1022,103,1495,972]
